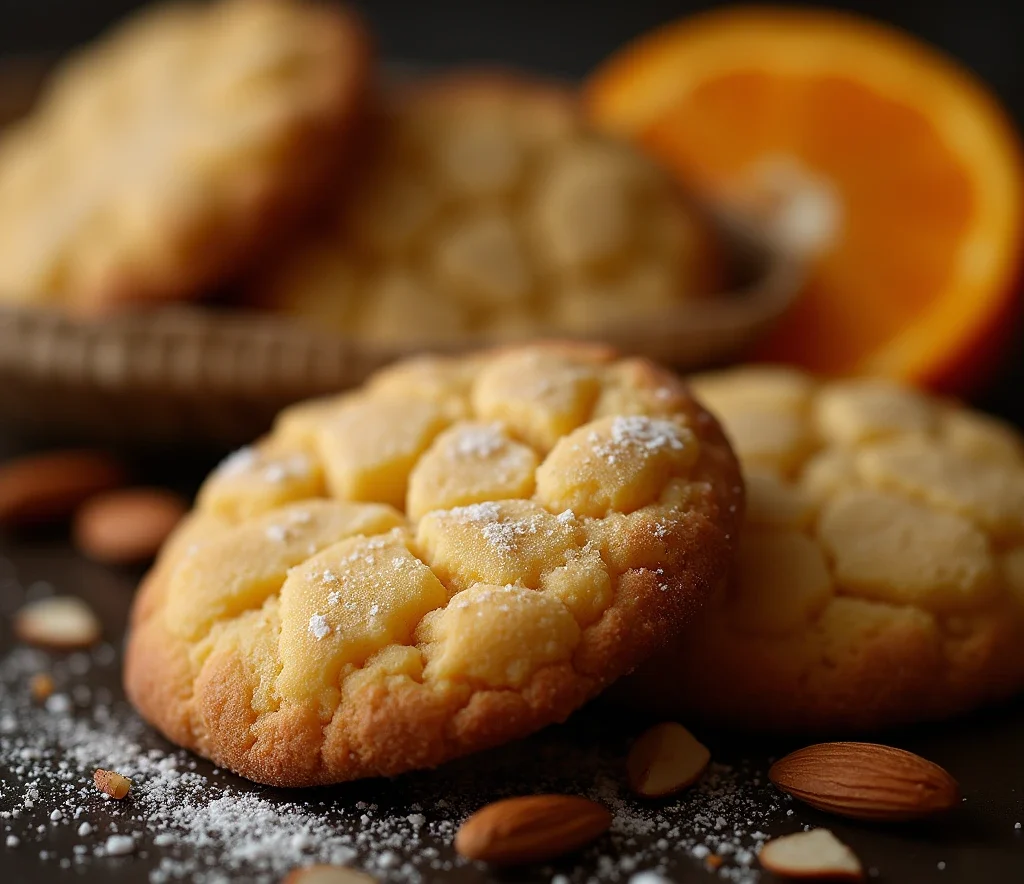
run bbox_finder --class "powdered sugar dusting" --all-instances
[213,447,311,485]
[450,424,505,460]
[307,613,330,640]
[590,416,689,467]
[262,455,311,484]
[0,645,396,882]
[479,518,540,555]
[442,501,501,523]
[265,524,289,542]
[436,502,566,557]
[0,632,793,883]
[451,584,521,610]
[0,541,802,884]
[214,446,258,478]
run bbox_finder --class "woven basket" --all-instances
[0,57,804,451]
[0,224,801,449]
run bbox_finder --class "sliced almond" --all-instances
[94,769,132,799]
[283,866,377,884]
[0,450,126,527]
[769,742,959,822]
[627,722,711,797]
[759,829,863,880]
[14,596,102,650]
[454,794,611,865]
[29,672,55,701]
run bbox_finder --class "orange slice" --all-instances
[585,7,1024,392]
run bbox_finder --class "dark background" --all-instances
[0,1,1019,121]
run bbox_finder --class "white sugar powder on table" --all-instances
[0,633,785,883]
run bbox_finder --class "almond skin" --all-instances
[73,487,188,564]
[454,795,611,865]
[769,742,959,822]
[283,865,377,884]
[0,450,125,527]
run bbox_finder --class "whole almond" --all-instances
[454,795,611,865]
[73,487,188,564]
[0,450,125,527]
[627,722,711,797]
[769,742,959,821]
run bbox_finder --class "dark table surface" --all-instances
[1,531,1024,884]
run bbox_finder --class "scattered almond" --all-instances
[282,865,377,884]
[94,769,132,799]
[14,596,102,650]
[454,794,611,865]
[73,487,188,564]
[769,742,959,822]
[0,450,126,527]
[29,672,55,702]
[759,829,863,881]
[627,722,711,797]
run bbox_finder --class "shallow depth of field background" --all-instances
[0,1,1018,122]
[1,0,1021,422]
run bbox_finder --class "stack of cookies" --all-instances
[0,0,720,346]
[125,343,1024,786]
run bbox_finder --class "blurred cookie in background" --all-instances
[626,367,1024,732]
[254,72,722,346]
[0,0,370,314]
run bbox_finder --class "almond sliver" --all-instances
[14,596,101,650]
[759,829,863,880]
[627,722,711,797]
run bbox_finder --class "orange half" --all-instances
[585,7,1024,392]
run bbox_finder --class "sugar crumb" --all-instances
[308,614,330,641]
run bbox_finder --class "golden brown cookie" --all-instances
[124,343,741,785]
[0,0,368,313]
[628,367,1024,731]
[256,71,720,344]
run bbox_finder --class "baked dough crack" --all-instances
[125,344,741,785]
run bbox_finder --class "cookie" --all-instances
[256,72,720,344]
[124,343,741,786]
[628,367,1024,731]
[0,0,368,313]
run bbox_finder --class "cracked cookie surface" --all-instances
[0,0,367,312]
[124,343,741,785]
[629,367,1024,731]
